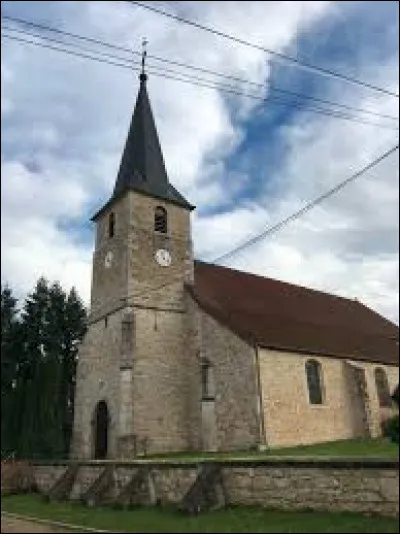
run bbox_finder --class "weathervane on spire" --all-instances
[140,37,148,82]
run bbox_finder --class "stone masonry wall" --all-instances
[91,194,131,317]
[69,466,104,500]
[258,348,399,447]
[73,189,199,458]
[126,192,200,454]
[222,461,399,516]
[33,465,68,494]
[198,306,261,451]
[128,191,193,310]
[31,460,399,517]
[131,305,200,453]
[72,310,124,459]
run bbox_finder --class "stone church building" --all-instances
[72,71,399,459]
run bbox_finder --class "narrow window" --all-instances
[154,206,167,234]
[374,368,392,407]
[305,359,323,405]
[108,212,115,238]
[121,316,133,346]
[104,315,108,328]
[201,359,214,400]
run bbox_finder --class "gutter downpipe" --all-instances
[254,344,267,449]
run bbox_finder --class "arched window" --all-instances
[305,359,323,405]
[201,359,215,400]
[108,212,115,238]
[154,206,167,234]
[374,368,392,408]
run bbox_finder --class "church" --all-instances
[72,70,399,459]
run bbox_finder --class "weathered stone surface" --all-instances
[197,306,260,451]
[46,466,79,502]
[34,466,67,494]
[258,348,399,447]
[180,464,225,514]
[69,467,103,501]
[72,191,202,459]
[32,462,399,516]
[82,466,115,506]
[151,468,198,503]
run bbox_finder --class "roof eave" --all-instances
[91,186,195,222]
[256,342,399,366]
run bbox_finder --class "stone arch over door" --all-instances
[92,400,110,459]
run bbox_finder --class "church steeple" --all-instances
[113,73,182,202]
[93,55,193,221]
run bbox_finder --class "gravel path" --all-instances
[1,514,73,533]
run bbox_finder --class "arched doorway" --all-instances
[93,400,109,459]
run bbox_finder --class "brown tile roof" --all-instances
[189,261,399,365]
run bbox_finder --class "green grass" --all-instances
[141,438,399,462]
[1,494,399,533]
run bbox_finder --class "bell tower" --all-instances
[72,65,200,459]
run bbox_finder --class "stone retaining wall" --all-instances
[31,459,399,517]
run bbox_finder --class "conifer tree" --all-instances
[1,285,22,456]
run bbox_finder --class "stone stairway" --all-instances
[179,463,225,514]
[45,465,79,502]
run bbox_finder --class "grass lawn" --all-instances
[141,438,399,462]
[1,494,399,533]
[1,495,399,532]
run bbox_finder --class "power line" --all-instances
[2,24,263,89]
[2,14,398,123]
[1,26,145,69]
[129,1,400,99]
[2,30,398,132]
[212,143,399,264]
[1,32,141,71]
[3,29,397,131]
[270,86,398,122]
[1,14,263,89]
[3,30,397,294]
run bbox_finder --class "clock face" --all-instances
[155,248,172,267]
[104,251,114,268]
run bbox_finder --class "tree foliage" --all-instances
[382,384,400,445]
[1,279,87,460]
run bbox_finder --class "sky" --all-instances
[1,0,399,324]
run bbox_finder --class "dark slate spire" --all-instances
[92,53,193,221]
[98,71,193,220]
[114,73,184,201]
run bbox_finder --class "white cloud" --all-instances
[1,1,398,325]
[1,213,92,303]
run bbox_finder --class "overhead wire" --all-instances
[1,14,264,89]
[212,144,399,264]
[129,0,400,99]
[1,14,398,123]
[2,29,398,131]
[83,144,400,299]
[2,21,398,287]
